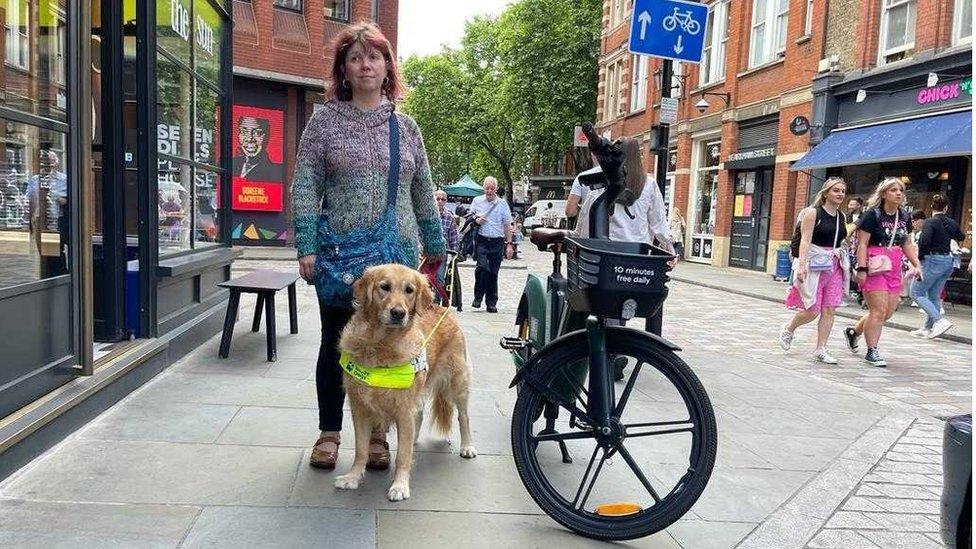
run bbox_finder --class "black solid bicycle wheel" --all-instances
[511,327,717,541]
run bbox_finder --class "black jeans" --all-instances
[316,302,353,432]
[474,235,504,306]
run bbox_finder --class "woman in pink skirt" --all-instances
[779,178,849,364]
[843,177,922,367]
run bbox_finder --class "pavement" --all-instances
[0,246,970,548]
[670,261,972,345]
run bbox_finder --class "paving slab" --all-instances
[181,507,375,549]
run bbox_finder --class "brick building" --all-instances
[596,0,825,272]
[231,0,398,245]
[798,0,972,302]
[596,0,971,276]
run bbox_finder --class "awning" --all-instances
[791,110,972,171]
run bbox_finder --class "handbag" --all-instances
[808,210,841,272]
[315,114,403,307]
[867,209,898,275]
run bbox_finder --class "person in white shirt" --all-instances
[566,154,600,219]
[573,138,674,380]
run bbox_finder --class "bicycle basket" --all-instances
[564,237,672,319]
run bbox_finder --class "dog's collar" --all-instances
[338,350,427,389]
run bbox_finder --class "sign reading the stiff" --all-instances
[628,0,708,64]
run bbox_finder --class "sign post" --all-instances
[628,0,707,336]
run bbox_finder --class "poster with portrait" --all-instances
[230,104,287,243]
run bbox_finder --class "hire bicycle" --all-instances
[499,123,717,541]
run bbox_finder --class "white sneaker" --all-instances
[814,348,838,364]
[778,325,794,351]
[910,327,931,338]
[927,318,953,339]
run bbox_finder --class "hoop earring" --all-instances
[383,76,389,86]
[342,79,350,89]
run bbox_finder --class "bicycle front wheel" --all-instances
[511,327,717,541]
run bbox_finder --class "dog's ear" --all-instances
[413,270,435,315]
[352,268,374,310]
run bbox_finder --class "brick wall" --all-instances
[849,0,962,72]
[233,0,399,81]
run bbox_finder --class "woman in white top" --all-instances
[574,138,674,254]
[574,138,674,381]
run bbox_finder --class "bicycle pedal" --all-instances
[499,337,532,350]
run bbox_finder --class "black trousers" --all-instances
[316,302,353,432]
[474,235,504,306]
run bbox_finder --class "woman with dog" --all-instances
[843,177,922,367]
[291,22,445,471]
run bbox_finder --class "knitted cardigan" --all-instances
[291,100,445,268]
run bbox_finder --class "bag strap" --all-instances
[832,208,840,248]
[886,209,898,249]
[385,113,400,210]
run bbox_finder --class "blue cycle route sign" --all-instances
[628,0,708,64]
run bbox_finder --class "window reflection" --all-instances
[158,161,191,251]
[1,0,69,122]
[0,120,69,288]
[194,169,219,245]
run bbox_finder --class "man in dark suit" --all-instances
[232,115,285,182]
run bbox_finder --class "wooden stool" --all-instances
[218,270,300,362]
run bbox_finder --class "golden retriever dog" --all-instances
[334,263,476,501]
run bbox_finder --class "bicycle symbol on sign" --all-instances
[662,7,702,35]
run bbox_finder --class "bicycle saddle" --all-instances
[530,228,573,250]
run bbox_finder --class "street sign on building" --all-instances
[628,0,708,64]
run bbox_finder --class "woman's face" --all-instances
[847,199,860,211]
[912,219,924,231]
[825,183,846,205]
[343,40,388,97]
[884,184,904,206]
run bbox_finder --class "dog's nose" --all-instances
[390,308,406,322]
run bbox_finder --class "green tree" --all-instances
[401,0,602,188]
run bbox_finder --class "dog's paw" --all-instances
[334,473,362,490]
[460,445,478,459]
[387,482,411,502]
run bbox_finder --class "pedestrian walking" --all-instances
[669,208,686,259]
[565,154,600,219]
[470,176,514,313]
[574,138,674,380]
[434,189,463,311]
[910,194,965,338]
[844,177,922,367]
[291,22,446,470]
[779,177,849,364]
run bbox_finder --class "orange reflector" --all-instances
[594,502,642,516]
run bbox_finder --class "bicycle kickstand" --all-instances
[539,401,573,464]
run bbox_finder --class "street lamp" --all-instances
[694,91,731,113]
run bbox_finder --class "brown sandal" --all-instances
[309,435,340,470]
[366,438,391,470]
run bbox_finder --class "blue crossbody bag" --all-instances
[315,114,403,307]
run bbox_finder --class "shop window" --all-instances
[156,0,230,255]
[194,170,220,246]
[630,54,647,113]
[273,0,302,12]
[749,0,789,68]
[325,0,349,22]
[692,140,720,236]
[953,0,972,46]
[699,0,729,87]
[0,120,70,289]
[878,0,916,65]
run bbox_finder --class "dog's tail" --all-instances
[430,390,455,436]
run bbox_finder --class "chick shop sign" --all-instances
[916,78,973,106]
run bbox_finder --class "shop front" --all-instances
[687,137,721,264]
[800,48,972,303]
[0,0,235,479]
[725,116,778,272]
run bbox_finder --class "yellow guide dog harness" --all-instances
[338,255,458,390]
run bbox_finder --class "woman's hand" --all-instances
[796,263,808,284]
[856,270,867,285]
[906,264,922,280]
[504,243,515,260]
[298,255,317,283]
